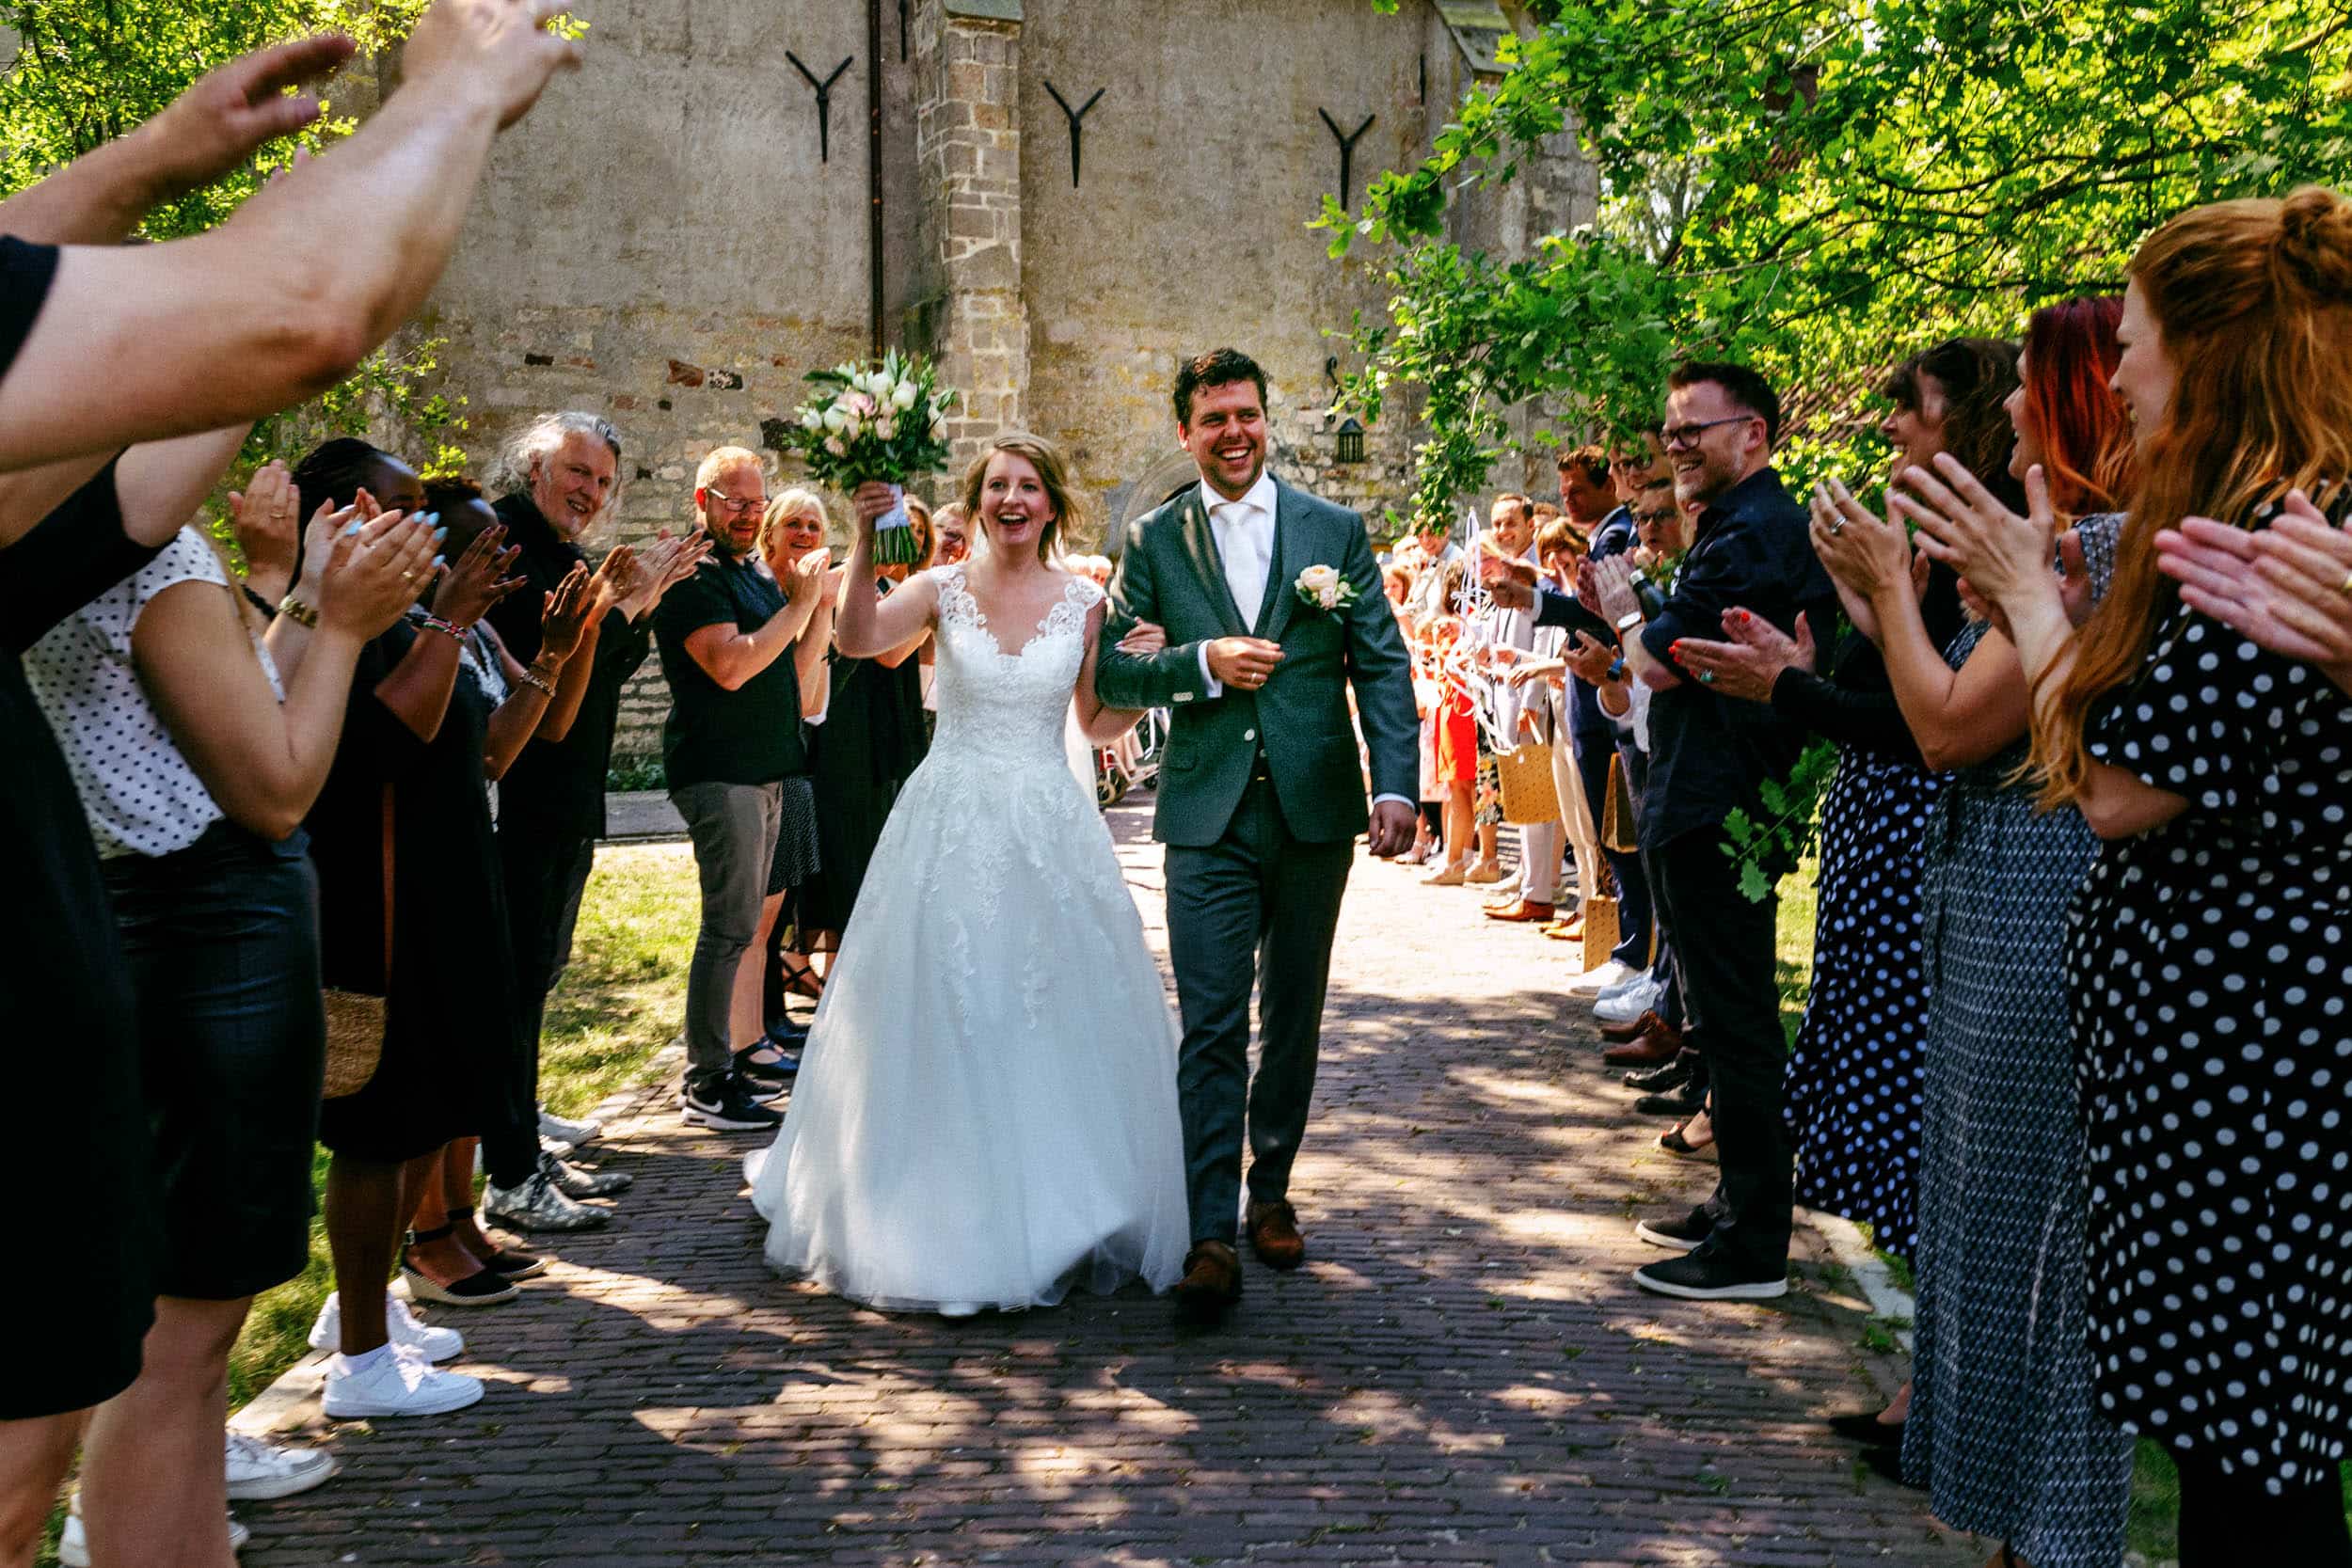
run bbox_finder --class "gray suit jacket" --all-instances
[1095,478,1419,847]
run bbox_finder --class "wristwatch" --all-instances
[1613,609,1645,633]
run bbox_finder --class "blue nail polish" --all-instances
[421,512,439,529]
[342,521,363,537]
[432,527,449,544]
[432,555,447,569]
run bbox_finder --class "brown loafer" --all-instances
[1600,1008,1665,1044]
[1603,1022,1684,1067]
[1245,1199,1308,1271]
[1483,899,1556,924]
[1173,1241,1243,1323]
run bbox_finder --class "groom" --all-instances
[1097,349,1420,1323]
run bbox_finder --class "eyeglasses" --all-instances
[704,487,766,515]
[1660,414,1757,450]
[1633,507,1680,528]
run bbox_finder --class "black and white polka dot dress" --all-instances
[1905,515,2133,1564]
[1786,746,1940,1260]
[2069,507,2352,1490]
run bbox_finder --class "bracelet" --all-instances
[276,594,321,629]
[418,614,467,643]
[514,667,556,699]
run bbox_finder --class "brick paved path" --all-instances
[244,807,1973,1566]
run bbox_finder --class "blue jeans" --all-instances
[1572,723,1651,965]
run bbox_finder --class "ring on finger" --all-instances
[2339,567,2352,597]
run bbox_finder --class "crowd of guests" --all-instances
[1415,194,2350,1568]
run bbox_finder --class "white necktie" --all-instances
[1216,501,1271,626]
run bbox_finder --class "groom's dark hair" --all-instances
[1174,348,1270,427]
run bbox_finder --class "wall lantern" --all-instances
[1335,418,1366,465]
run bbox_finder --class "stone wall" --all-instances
[384,0,1588,764]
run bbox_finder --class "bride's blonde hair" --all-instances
[960,433,1082,565]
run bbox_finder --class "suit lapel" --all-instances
[1175,488,1249,639]
[1255,482,1304,640]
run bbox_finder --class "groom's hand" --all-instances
[1367,799,1417,857]
[1206,636,1283,691]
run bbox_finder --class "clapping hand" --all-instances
[536,561,596,661]
[1669,610,1814,703]
[2155,488,2352,673]
[316,509,438,639]
[1565,631,1617,688]
[1583,554,1642,625]
[783,546,834,604]
[586,543,644,610]
[1477,541,1539,609]
[401,0,585,133]
[228,460,303,600]
[435,524,525,626]
[141,35,357,201]
[1895,455,2057,611]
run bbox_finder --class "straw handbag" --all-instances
[1494,739,1560,826]
[321,787,394,1100]
[1601,752,1640,855]
[1579,893,1622,973]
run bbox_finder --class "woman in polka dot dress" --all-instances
[1910,189,2352,1563]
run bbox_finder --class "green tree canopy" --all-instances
[1335,0,2352,527]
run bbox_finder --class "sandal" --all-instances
[448,1206,546,1280]
[401,1224,520,1306]
[1659,1116,1716,1160]
[775,951,826,1002]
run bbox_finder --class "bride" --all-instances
[744,433,1188,1313]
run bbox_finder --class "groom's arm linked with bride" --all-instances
[1089,349,1419,1322]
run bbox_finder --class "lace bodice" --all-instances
[927,564,1101,770]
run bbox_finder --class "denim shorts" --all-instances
[103,820,326,1301]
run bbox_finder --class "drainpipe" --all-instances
[868,0,885,356]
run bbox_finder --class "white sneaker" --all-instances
[309,1290,465,1363]
[57,1500,246,1564]
[1565,958,1638,996]
[539,1104,603,1146]
[1594,976,1664,1025]
[226,1430,340,1500]
[322,1343,485,1418]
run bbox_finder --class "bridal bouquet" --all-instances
[781,350,959,566]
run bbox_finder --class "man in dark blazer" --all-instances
[1096,349,1420,1323]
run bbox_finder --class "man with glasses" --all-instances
[655,448,833,1132]
[1487,364,1834,1302]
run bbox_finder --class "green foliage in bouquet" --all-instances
[781,351,959,567]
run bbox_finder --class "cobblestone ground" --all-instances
[243,807,1973,1567]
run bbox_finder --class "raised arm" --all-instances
[0,0,582,477]
[835,486,938,659]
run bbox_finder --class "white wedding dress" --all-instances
[745,564,1188,1313]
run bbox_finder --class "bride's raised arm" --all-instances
[1074,597,1160,742]
[837,480,941,658]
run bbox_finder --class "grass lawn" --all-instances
[228,843,699,1410]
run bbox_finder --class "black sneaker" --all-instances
[680,1072,784,1132]
[1632,1245,1788,1301]
[1635,1085,1705,1117]
[1634,1212,1713,1251]
[1624,1059,1692,1093]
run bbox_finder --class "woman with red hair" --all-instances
[1809,304,2140,1567]
[1904,187,2352,1564]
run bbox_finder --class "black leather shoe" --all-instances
[1624,1059,1692,1093]
[1828,1410,1905,1449]
[1636,1085,1705,1117]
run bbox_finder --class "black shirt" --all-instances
[652,545,808,790]
[1768,563,1965,769]
[1633,467,1839,852]
[485,492,653,840]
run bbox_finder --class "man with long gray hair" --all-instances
[481,411,707,1231]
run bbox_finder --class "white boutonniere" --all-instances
[1294,563,1359,614]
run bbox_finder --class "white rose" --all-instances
[841,414,863,441]
[891,381,918,410]
[823,405,849,433]
[876,417,898,440]
[800,408,824,432]
[1298,564,1341,595]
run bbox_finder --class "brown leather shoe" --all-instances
[1172,1241,1242,1323]
[1604,1020,1684,1067]
[1483,899,1555,924]
[1245,1199,1308,1271]
[1600,1007,1666,1044]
